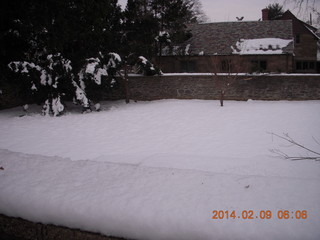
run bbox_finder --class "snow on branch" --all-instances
[75,52,122,113]
[155,31,171,44]
[134,56,162,76]
[268,132,320,161]
[8,53,73,116]
[8,51,124,115]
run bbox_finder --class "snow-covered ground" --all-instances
[0,99,320,240]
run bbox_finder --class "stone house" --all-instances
[276,10,320,73]
[159,10,319,73]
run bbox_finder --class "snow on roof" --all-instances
[162,20,294,56]
[231,38,293,55]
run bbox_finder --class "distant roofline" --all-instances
[199,20,258,24]
[196,19,292,25]
[278,10,319,39]
[282,10,317,31]
[160,52,294,57]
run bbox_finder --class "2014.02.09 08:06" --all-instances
[211,210,308,220]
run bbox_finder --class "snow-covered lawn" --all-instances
[0,99,319,240]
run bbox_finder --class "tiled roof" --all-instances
[167,20,294,56]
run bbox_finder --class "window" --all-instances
[295,34,300,44]
[221,60,232,72]
[260,61,267,70]
[296,61,302,70]
[251,60,267,72]
[296,61,316,71]
[309,62,315,69]
[180,61,196,73]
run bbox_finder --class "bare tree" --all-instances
[207,55,250,107]
[284,0,319,20]
[184,0,209,23]
[269,132,320,161]
[284,0,316,11]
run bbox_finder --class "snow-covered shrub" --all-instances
[107,52,122,76]
[8,53,73,116]
[42,95,65,117]
[135,56,162,76]
[155,31,172,59]
[8,51,124,115]
[75,52,122,113]
[72,80,91,113]
[78,57,108,86]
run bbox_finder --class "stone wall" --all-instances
[0,82,26,110]
[124,74,320,101]
[1,74,320,110]
[0,214,127,240]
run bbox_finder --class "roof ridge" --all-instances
[196,20,293,25]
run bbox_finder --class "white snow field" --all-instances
[0,99,320,240]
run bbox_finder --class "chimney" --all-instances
[262,8,269,21]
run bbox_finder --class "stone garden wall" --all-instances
[0,214,126,240]
[120,74,320,101]
[1,74,320,110]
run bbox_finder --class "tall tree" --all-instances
[266,3,285,20]
[1,0,123,112]
[184,0,209,23]
[122,0,205,59]
[284,0,319,25]
[1,0,123,68]
[284,0,316,12]
[122,0,158,59]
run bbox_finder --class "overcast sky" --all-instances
[118,0,320,23]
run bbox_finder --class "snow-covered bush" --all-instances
[75,52,122,112]
[8,52,123,115]
[106,52,122,77]
[8,53,73,116]
[155,31,172,59]
[78,58,108,86]
[135,56,162,76]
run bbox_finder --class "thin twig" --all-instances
[269,132,320,156]
[312,136,320,146]
[268,132,320,161]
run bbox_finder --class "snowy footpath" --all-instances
[0,100,320,240]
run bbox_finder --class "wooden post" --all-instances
[124,62,130,104]
[220,90,225,107]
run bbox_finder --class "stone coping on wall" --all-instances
[0,214,130,240]
[128,73,320,77]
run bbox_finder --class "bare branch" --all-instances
[268,132,320,161]
[283,0,317,16]
[312,136,320,146]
